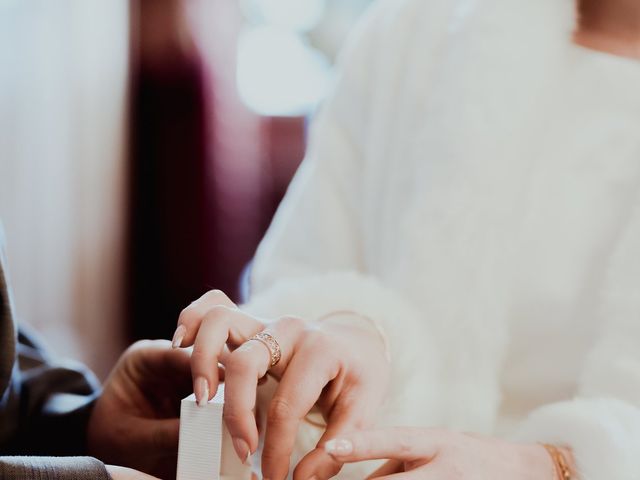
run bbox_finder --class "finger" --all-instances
[293,449,335,480]
[366,460,404,478]
[172,289,236,348]
[191,306,264,405]
[223,316,306,463]
[262,337,341,480]
[324,428,441,463]
[294,389,374,480]
[137,418,180,454]
[122,340,194,408]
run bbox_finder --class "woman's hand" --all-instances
[88,340,194,479]
[325,428,572,479]
[172,289,391,480]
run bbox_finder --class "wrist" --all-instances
[315,310,391,363]
[519,444,576,480]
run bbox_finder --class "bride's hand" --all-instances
[325,428,572,479]
[171,289,391,480]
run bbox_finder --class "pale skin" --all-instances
[172,291,390,480]
[173,1,640,479]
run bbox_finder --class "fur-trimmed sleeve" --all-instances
[514,199,640,480]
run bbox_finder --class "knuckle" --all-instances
[299,331,341,374]
[127,339,154,352]
[277,315,305,331]
[261,444,293,466]
[268,397,294,424]
[205,289,231,305]
[303,329,332,352]
[260,450,286,471]
[222,408,244,425]
[206,304,233,320]
[178,304,199,326]
[205,288,224,299]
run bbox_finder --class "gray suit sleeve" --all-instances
[4,328,102,456]
[0,456,110,480]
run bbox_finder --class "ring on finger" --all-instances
[248,331,282,368]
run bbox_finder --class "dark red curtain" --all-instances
[126,0,306,341]
[126,0,220,341]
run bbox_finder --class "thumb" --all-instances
[293,396,371,480]
[324,427,440,464]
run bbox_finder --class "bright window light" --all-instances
[237,26,332,117]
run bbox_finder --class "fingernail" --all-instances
[195,377,209,406]
[232,437,250,463]
[172,324,186,349]
[325,439,353,456]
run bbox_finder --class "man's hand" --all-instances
[88,340,193,479]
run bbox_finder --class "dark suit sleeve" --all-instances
[3,327,102,456]
[0,456,111,480]
[0,329,113,480]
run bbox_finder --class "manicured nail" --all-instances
[172,324,187,349]
[195,377,209,406]
[324,439,353,456]
[232,437,250,463]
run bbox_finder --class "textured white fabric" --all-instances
[243,0,640,478]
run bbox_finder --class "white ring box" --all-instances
[177,385,253,480]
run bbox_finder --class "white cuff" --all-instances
[513,398,640,480]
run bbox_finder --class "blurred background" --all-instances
[0,0,372,378]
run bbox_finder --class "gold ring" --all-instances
[248,332,282,368]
